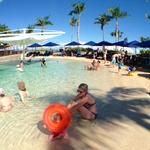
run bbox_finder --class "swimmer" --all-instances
[0,88,14,112]
[17,82,30,105]
[48,112,66,142]
[16,65,24,71]
[84,60,97,70]
[40,58,46,67]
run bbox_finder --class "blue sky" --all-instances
[0,0,150,44]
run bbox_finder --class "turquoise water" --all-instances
[0,58,116,103]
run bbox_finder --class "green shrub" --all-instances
[140,49,150,57]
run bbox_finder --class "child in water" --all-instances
[48,112,67,142]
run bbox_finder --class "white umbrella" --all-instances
[0,28,65,60]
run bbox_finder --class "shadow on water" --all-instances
[36,86,150,150]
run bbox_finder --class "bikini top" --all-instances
[83,102,96,109]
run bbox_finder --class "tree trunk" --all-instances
[77,16,80,43]
[116,18,118,42]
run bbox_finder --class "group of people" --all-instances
[0,82,30,112]
[48,83,97,141]
[85,60,101,71]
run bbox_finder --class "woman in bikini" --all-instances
[48,83,97,141]
[0,88,13,112]
[67,83,97,120]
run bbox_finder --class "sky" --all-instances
[0,0,150,45]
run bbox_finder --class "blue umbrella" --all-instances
[125,40,140,55]
[84,41,97,46]
[28,43,42,47]
[125,40,140,48]
[112,40,128,46]
[43,41,59,47]
[94,41,112,46]
[65,41,82,46]
[135,40,150,48]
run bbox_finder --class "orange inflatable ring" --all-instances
[43,104,72,133]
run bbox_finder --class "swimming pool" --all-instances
[0,58,117,150]
[0,58,116,102]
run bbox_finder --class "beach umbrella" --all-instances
[42,41,59,47]
[112,40,129,46]
[125,40,140,55]
[28,43,42,47]
[94,41,112,46]
[135,40,150,48]
[0,28,65,60]
[84,41,97,46]
[65,41,82,46]
[125,40,140,48]
[28,43,42,50]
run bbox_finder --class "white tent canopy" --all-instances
[0,28,65,60]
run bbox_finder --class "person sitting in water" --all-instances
[96,60,101,70]
[67,83,97,120]
[16,60,25,71]
[40,58,46,67]
[0,88,14,112]
[17,82,30,105]
[48,83,97,142]
[85,60,97,70]
[127,66,136,75]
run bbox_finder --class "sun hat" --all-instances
[0,88,5,95]
[17,82,26,91]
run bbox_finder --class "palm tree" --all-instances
[26,25,36,33]
[146,13,150,21]
[69,3,86,42]
[140,37,150,42]
[94,13,112,41]
[0,24,11,33]
[35,15,53,32]
[69,17,78,42]
[108,7,129,42]
[110,30,123,41]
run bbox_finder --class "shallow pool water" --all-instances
[0,58,116,102]
[0,58,118,150]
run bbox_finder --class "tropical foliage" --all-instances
[35,15,53,32]
[0,24,11,33]
[69,3,86,42]
[108,7,129,42]
[140,37,150,42]
[94,13,112,41]
[26,25,36,33]
[69,17,78,42]
[140,49,150,57]
[146,13,150,22]
[110,30,123,40]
